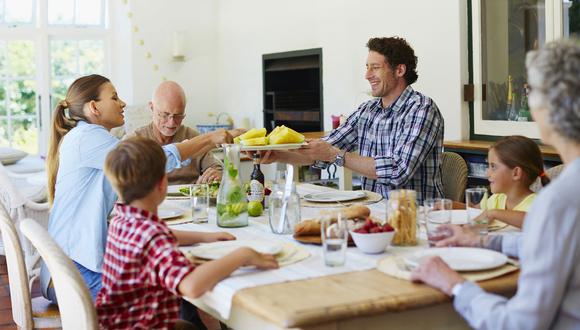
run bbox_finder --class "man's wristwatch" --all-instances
[334,150,347,167]
[312,160,329,170]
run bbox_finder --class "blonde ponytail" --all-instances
[46,74,110,204]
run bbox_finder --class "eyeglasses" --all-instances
[157,111,186,121]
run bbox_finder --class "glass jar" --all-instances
[268,183,300,234]
[216,144,248,227]
[387,189,417,246]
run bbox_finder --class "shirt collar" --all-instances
[376,85,415,112]
[114,203,161,223]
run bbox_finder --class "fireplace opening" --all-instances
[262,48,323,133]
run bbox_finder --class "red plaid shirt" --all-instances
[96,204,195,329]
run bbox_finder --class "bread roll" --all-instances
[294,220,321,236]
[320,204,370,221]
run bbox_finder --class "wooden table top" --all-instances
[233,268,518,328]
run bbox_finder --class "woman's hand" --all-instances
[435,224,481,248]
[239,248,279,269]
[228,128,246,138]
[197,167,221,183]
[209,129,233,145]
[410,256,465,296]
[203,232,236,243]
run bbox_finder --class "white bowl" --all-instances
[349,230,395,254]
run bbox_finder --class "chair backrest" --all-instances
[530,164,565,192]
[0,205,34,329]
[19,219,98,330]
[0,162,49,280]
[441,152,468,202]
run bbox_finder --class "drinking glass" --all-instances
[190,183,209,224]
[465,187,489,235]
[320,216,348,267]
[424,198,453,247]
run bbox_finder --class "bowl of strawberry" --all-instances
[350,218,395,254]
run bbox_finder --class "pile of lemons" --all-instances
[234,126,305,146]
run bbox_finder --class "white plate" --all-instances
[450,209,482,225]
[303,190,367,203]
[212,143,307,152]
[404,247,507,271]
[188,240,283,260]
[157,209,184,220]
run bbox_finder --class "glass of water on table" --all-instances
[190,183,209,224]
[320,215,348,267]
[465,187,489,235]
[424,198,453,247]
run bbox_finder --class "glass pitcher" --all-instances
[387,189,418,246]
[216,144,248,227]
[268,183,300,234]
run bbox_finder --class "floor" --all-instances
[0,255,221,330]
[1,255,19,330]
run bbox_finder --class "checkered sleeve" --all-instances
[144,232,195,296]
[374,96,442,185]
[322,107,361,152]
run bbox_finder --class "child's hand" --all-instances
[204,232,236,243]
[240,248,279,269]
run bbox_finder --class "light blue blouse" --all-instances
[454,157,580,329]
[47,121,185,273]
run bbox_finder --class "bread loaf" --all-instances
[319,204,370,221]
[293,204,370,236]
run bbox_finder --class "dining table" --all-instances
[163,183,519,330]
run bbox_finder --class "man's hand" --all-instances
[259,150,279,164]
[410,256,465,296]
[197,167,221,183]
[203,232,236,243]
[298,139,340,163]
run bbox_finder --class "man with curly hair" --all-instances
[264,37,444,203]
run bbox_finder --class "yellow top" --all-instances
[484,193,536,211]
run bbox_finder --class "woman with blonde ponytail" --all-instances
[41,75,239,303]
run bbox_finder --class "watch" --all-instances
[334,150,347,167]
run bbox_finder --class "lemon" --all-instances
[247,201,263,217]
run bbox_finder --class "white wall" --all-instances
[120,0,469,140]
[124,0,219,128]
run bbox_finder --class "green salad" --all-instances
[179,181,220,198]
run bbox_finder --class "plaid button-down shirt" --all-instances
[96,204,194,330]
[324,86,444,203]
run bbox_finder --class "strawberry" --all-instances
[370,226,382,234]
[382,223,395,232]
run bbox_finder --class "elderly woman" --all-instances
[411,39,580,329]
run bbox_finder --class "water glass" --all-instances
[424,198,453,247]
[190,183,209,224]
[320,216,348,267]
[465,187,489,235]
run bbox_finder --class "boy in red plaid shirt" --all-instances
[96,137,278,329]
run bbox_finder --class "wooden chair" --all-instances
[19,218,98,330]
[441,152,468,202]
[0,206,61,329]
[0,162,49,286]
[530,164,565,192]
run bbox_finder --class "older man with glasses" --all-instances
[131,81,224,184]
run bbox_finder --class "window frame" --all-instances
[0,0,110,155]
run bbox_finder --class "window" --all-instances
[469,0,579,139]
[0,0,108,155]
